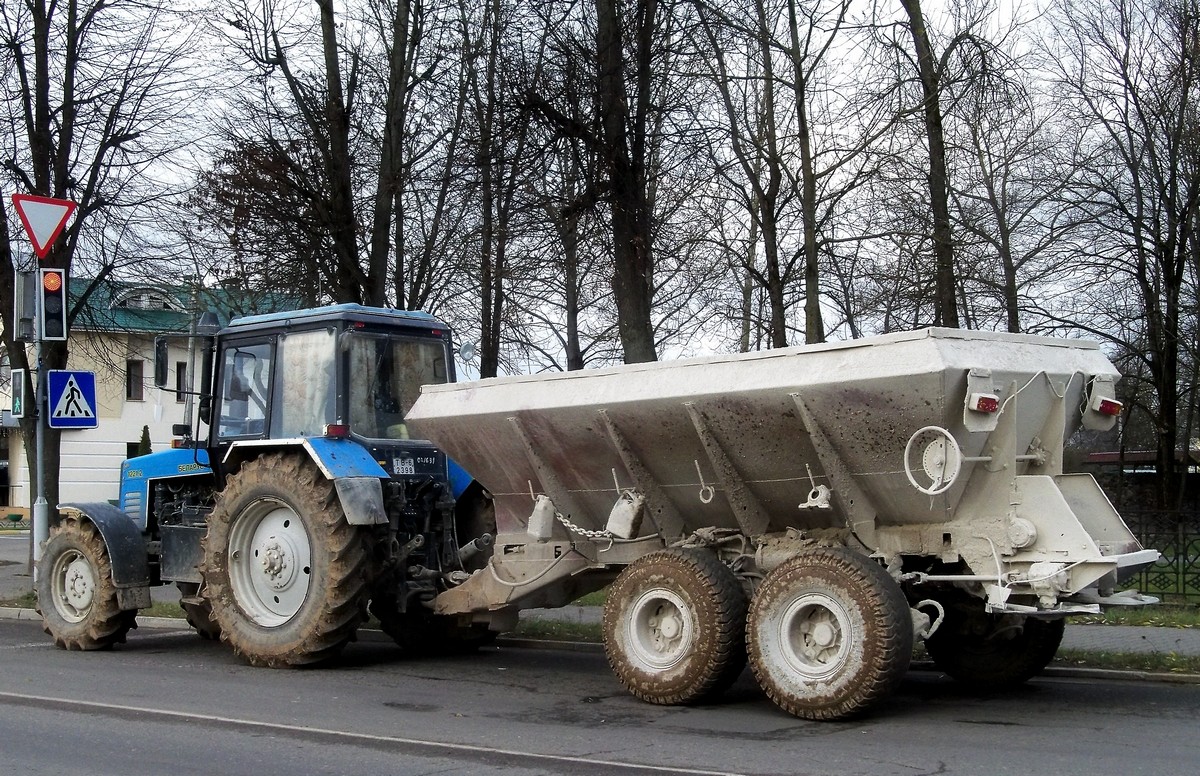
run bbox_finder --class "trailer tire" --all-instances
[603,549,747,705]
[747,548,911,720]
[201,453,371,666]
[37,515,137,650]
[924,609,1064,692]
[176,582,221,640]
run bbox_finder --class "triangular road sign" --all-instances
[12,193,77,259]
[51,373,96,420]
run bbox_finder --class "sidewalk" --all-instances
[5,531,1199,660]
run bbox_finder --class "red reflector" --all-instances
[1094,397,1123,417]
[969,392,1000,413]
[324,424,350,438]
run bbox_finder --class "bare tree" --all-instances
[1,0,198,512]
[1047,0,1200,507]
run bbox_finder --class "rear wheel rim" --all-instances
[227,500,312,626]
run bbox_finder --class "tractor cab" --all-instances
[203,304,455,448]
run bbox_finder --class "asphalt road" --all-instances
[1,618,1197,776]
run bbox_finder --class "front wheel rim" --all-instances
[776,592,852,680]
[227,500,312,627]
[51,549,96,623]
[627,588,695,671]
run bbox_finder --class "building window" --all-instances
[175,361,188,403]
[126,359,144,401]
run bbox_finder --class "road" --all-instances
[0,618,1196,775]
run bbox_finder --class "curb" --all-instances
[4,606,1200,684]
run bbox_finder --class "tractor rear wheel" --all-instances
[37,515,137,650]
[370,596,497,656]
[747,548,911,720]
[201,453,371,666]
[603,549,747,705]
[176,582,221,640]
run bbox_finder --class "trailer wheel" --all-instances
[176,582,221,640]
[37,515,137,650]
[603,549,747,705]
[924,609,1064,692]
[747,548,911,720]
[201,453,371,666]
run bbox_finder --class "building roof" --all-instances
[68,277,301,335]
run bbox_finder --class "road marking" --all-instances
[0,642,52,651]
[0,690,746,775]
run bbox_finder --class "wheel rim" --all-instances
[626,588,695,671]
[51,549,96,623]
[775,592,852,680]
[227,499,312,627]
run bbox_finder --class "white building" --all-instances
[2,281,278,508]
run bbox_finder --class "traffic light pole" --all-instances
[31,288,48,578]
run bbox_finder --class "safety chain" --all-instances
[555,510,613,539]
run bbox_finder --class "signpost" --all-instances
[9,192,78,577]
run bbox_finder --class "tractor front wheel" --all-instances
[37,515,137,650]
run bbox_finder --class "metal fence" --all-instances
[1122,510,1200,603]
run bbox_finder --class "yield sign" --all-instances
[11,193,77,259]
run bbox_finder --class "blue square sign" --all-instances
[47,370,98,429]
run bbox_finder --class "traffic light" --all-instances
[39,267,68,341]
[10,368,24,419]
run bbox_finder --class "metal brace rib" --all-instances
[507,415,589,527]
[790,393,879,547]
[683,402,770,536]
[598,409,686,541]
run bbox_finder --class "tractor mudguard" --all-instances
[304,438,389,525]
[57,502,152,610]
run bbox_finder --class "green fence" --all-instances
[1123,510,1200,603]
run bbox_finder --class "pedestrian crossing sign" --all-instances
[47,370,98,429]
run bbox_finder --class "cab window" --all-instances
[217,342,272,439]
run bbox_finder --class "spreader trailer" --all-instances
[406,327,1159,720]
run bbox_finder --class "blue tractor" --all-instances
[36,304,495,665]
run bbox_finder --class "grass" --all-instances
[1071,604,1200,628]
[1054,649,1200,674]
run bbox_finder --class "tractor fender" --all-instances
[223,438,389,526]
[57,502,152,610]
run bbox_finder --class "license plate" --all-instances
[393,457,415,475]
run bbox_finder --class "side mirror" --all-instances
[154,336,169,388]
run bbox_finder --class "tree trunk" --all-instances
[596,0,657,363]
[900,0,959,328]
[368,0,414,307]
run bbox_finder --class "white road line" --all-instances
[0,690,745,776]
